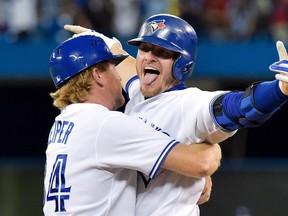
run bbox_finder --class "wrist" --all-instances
[278,79,288,96]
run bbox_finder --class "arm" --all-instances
[111,43,137,89]
[63,25,137,89]
[102,113,221,179]
[213,80,288,131]
[162,143,222,178]
[213,41,288,131]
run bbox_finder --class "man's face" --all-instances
[105,63,126,110]
[136,42,180,97]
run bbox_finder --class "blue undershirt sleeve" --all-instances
[213,80,288,131]
[253,80,288,112]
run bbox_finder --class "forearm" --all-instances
[213,80,288,130]
[162,143,222,178]
[111,44,137,90]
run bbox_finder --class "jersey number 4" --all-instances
[46,154,71,212]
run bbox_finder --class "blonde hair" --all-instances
[50,61,108,110]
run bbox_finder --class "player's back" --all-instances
[43,103,137,216]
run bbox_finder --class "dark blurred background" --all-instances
[0,0,288,215]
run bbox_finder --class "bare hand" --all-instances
[197,176,212,205]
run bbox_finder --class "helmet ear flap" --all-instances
[173,56,195,82]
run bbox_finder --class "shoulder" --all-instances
[185,87,228,99]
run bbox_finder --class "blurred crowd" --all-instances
[0,0,287,43]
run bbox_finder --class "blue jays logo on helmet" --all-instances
[148,20,166,32]
[49,33,128,88]
[128,14,198,82]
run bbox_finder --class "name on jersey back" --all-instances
[48,120,74,145]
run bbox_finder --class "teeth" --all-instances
[144,66,157,70]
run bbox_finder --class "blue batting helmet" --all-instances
[50,33,128,88]
[128,14,198,82]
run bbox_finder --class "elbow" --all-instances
[197,158,221,177]
[195,145,222,177]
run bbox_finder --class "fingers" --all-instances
[64,25,91,34]
[197,176,212,205]
[271,41,288,86]
[276,41,288,61]
[63,25,120,49]
[276,73,288,83]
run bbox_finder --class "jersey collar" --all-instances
[164,82,187,93]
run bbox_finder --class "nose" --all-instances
[144,51,156,62]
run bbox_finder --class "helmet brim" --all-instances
[128,36,182,53]
[110,54,129,66]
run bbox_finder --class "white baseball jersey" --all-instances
[43,103,178,216]
[125,79,237,216]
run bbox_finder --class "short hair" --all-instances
[50,61,109,110]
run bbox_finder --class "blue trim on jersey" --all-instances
[149,140,179,179]
[164,82,186,92]
[138,171,151,188]
[125,75,139,100]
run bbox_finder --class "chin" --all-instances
[141,87,161,98]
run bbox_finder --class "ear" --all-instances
[92,67,104,87]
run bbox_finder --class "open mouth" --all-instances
[143,66,160,85]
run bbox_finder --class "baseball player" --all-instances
[64,14,288,215]
[43,32,222,215]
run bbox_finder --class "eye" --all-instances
[139,43,151,52]
[154,49,178,59]
[155,50,170,59]
[139,43,179,59]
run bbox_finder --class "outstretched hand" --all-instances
[64,24,122,49]
[270,41,288,82]
[269,41,288,94]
